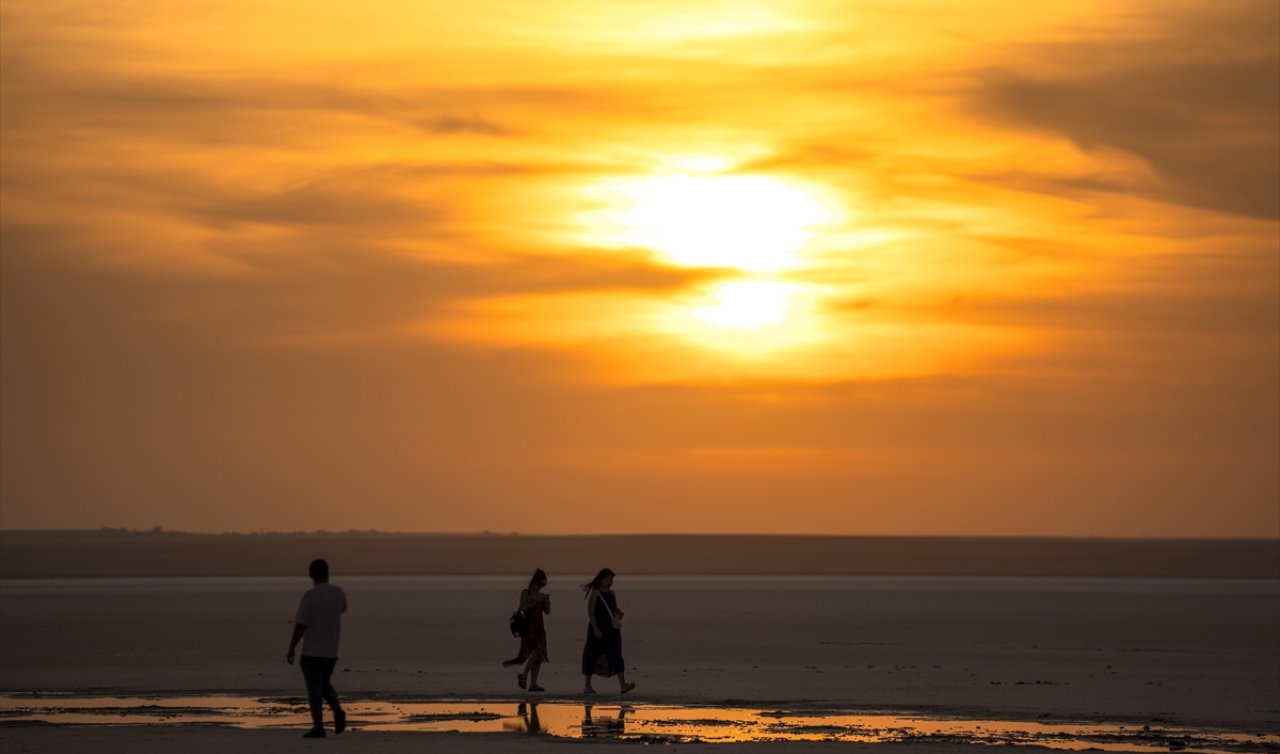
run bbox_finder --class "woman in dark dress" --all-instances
[503,569,551,691]
[580,568,635,695]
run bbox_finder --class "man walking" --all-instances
[287,558,348,738]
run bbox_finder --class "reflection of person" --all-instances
[286,558,348,738]
[503,568,551,691]
[581,703,628,738]
[501,702,544,735]
[519,702,542,734]
[580,568,636,695]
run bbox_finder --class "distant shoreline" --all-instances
[2,530,1276,579]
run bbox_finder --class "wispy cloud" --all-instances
[970,2,1279,219]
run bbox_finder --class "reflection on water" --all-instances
[501,702,543,736]
[1,693,1276,753]
[581,702,628,739]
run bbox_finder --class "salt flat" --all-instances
[3,532,1276,579]
[1,575,1276,734]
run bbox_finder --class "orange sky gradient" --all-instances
[2,0,1277,536]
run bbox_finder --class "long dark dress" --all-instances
[581,590,625,677]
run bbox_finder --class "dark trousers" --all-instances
[299,655,342,729]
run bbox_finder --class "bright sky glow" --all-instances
[694,280,793,329]
[596,174,837,272]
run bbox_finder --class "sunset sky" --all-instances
[2,0,1277,536]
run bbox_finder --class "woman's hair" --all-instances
[528,568,547,590]
[581,567,615,596]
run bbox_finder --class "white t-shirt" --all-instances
[295,583,347,658]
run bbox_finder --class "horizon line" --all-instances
[2,528,1277,542]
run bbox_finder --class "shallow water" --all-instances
[2,693,1277,752]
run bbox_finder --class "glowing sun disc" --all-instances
[695,281,793,329]
[606,174,834,272]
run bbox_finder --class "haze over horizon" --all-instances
[2,0,1277,537]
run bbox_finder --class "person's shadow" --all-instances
[581,703,628,738]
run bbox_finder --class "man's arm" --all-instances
[286,623,307,665]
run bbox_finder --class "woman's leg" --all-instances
[582,634,598,692]
[608,634,632,692]
[526,656,543,689]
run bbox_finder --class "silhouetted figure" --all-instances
[286,558,347,738]
[580,568,636,695]
[581,702,629,738]
[502,568,552,691]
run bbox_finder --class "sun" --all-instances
[658,278,831,355]
[581,165,841,338]
[694,281,793,329]
[597,173,836,272]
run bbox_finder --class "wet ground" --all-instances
[2,693,1277,752]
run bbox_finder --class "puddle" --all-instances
[1,693,1276,752]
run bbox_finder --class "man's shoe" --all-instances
[335,709,347,735]
[303,728,326,738]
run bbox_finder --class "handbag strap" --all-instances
[589,589,616,621]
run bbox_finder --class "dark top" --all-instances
[591,590,618,634]
[582,589,625,677]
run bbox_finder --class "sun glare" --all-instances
[694,281,793,329]
[598,174,835,272]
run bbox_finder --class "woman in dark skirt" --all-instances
[580,568,635,695]
[503,568,551,691]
